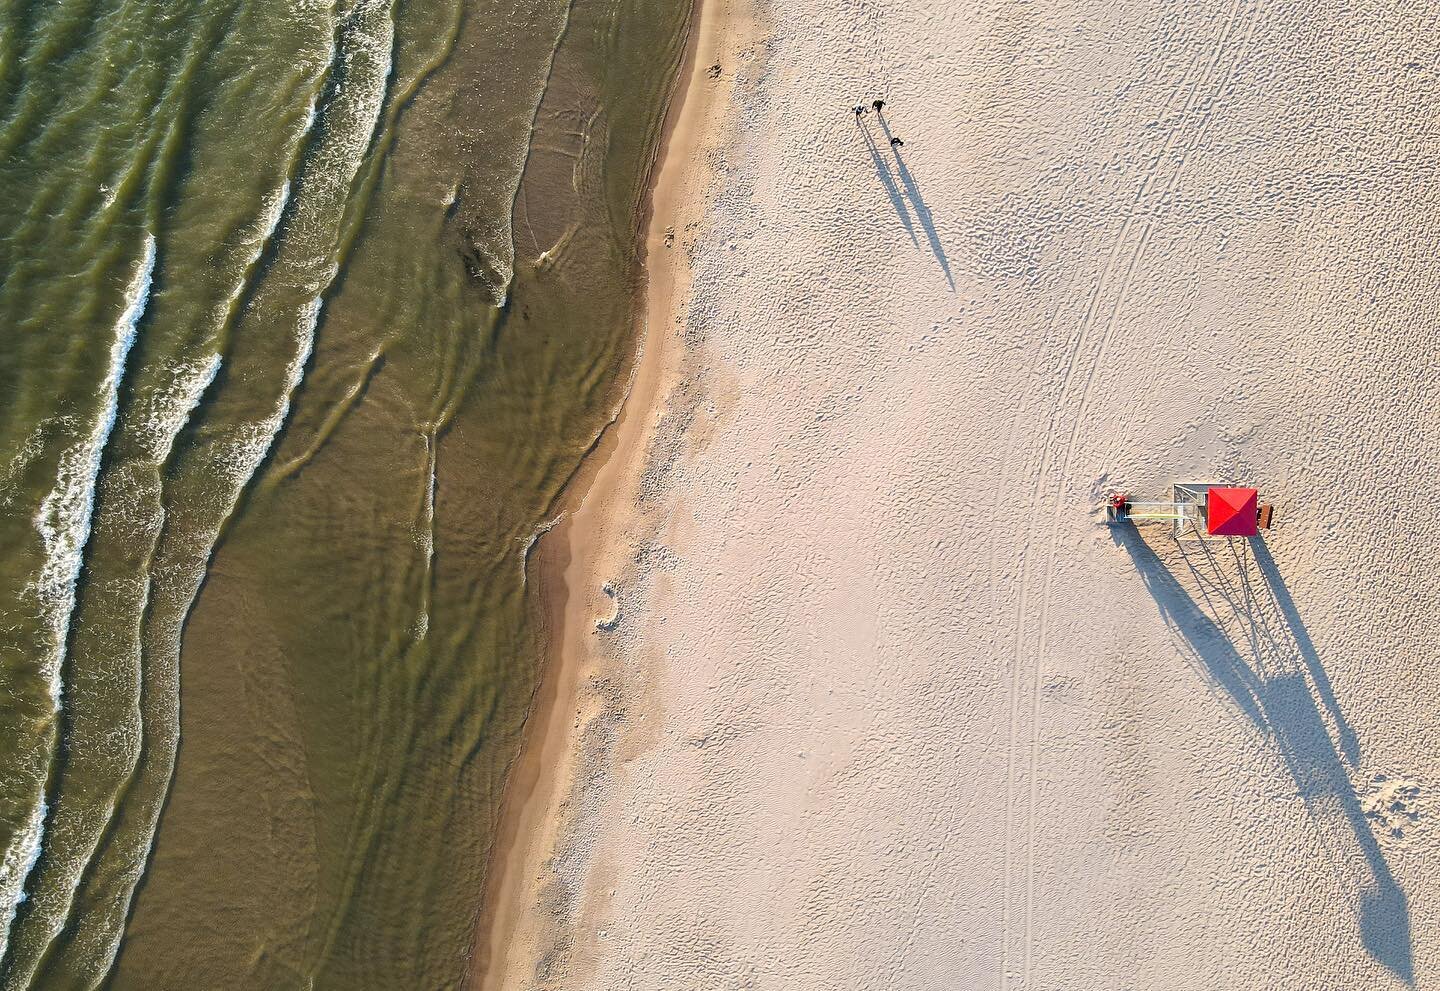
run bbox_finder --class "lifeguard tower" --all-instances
[1106,484,1274,538]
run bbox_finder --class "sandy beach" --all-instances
[468,1,742,985]
[485,0,1440,987]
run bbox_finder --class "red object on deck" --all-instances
[1207,487,1258,537]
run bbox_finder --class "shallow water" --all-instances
[0,0,689,986]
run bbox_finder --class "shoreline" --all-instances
[470,0,1440,986]
[466,0,745,985]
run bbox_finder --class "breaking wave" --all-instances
[82,5,399,978]
[219,297,322,489]
[0,236,155,961]
[0,800,47,966]
[32,235,154,706]
[138,353,222,463]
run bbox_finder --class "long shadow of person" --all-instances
[1114,526,1413,985]
[857,116,918,248]
[876,112,954,290]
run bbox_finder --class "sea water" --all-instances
[0,0,689,986]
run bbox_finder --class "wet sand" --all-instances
[468,0,740,986]
[490,1,1440,988]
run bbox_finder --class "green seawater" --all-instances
[0,0,690,986]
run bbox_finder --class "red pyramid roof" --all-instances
[1207,487,1258,537]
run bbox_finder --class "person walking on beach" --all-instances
[872,99,885,112]
[853,102,867,117]
[890,136,904,147]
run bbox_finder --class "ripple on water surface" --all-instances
[0,0,691,986]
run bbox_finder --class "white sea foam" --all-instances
[88,6,400,979]
[214,297,320,491]
[83,298,325,981]
[411,441,437,640]
[2,236,154,961]
[300,2,393,248]
[33,233,153,706]
[0,166,306,987]
[261,180,293,246]
[0,799,47,960]
[208,0,393,488]
[0,420,52,512]
[137,353,222,463]
[302,88,319,141]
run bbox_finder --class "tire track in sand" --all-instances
[992,3,1256,984]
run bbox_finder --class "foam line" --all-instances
[32,235,155,704]
[1,236,155,960]
[0,799,47,962]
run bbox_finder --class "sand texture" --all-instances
[494,0,1440,987]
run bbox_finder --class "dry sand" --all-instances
[486,1,1440,987]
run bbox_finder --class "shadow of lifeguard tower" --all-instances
[1109,486,1412,985]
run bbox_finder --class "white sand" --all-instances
[492,0,1440,987]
